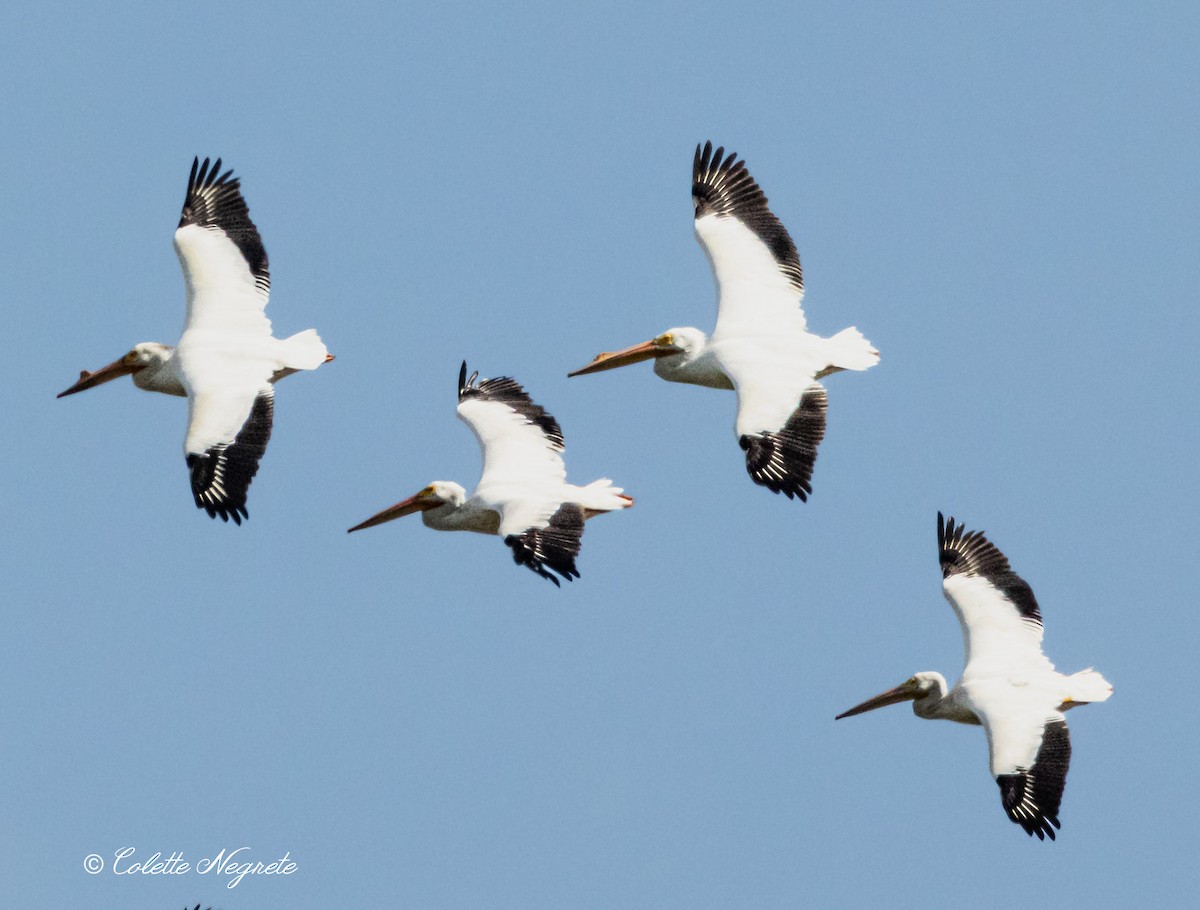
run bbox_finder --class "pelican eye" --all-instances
[655,333,674,347]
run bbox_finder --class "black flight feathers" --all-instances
[692,140,803,295]
[740,385,827,500]
[179,156,269,289]
[457,361,565,450]
[505,503,585,587]
[997,718,1070,840]
[938,512,1042,625]
[187,390,275,525]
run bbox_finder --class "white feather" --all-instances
[457,396,567,537]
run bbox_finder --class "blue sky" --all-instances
[2,2,1197,906]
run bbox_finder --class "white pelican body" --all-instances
[58,158,332,524]
[570,142,878,500]
[59,342,324,401]
[349,363,632,585]
[836,514,1112,840]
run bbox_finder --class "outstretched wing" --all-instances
[456,363,569,535]
[739,383,827,499]
[186,387,274,524]
[175,156,272,336]
[693,141,805,337]
[504,503,585,586]
[938,513,1052,673]
[985,713,1071,840]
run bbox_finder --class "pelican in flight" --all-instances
[836,513,1112,840]
[348,363,632,585]
[58,157,332,524]
[569,141,878,501]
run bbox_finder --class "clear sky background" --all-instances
[2,2,1197,907]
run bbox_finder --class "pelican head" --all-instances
[347,481,467,533]
[568,327,705,378]
[57,342,177,398]
[835,671,949,720]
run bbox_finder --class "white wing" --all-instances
[938,514,1054,678]
[980,706,1071,840]
[733,376,828,501]
[174,157,279,416]
[456,366,568,537]
[174,157,272,337]
[185,385,274,525]
[692,142,807,340]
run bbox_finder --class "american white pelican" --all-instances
[348,363,632,585]
[569,141,878,501]
[836,513,1112,840]
[58,157,332,524]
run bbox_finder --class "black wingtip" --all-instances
[186,392,272,527]
[458,371,564,449]
[937,512,968,574]
[505,534,571,586]
[941,515,1042,623]
[457,363,482,402]
[694,140,735,172]
[503,503,584,586]
[691,141,801,294]
[739,385,826,501]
